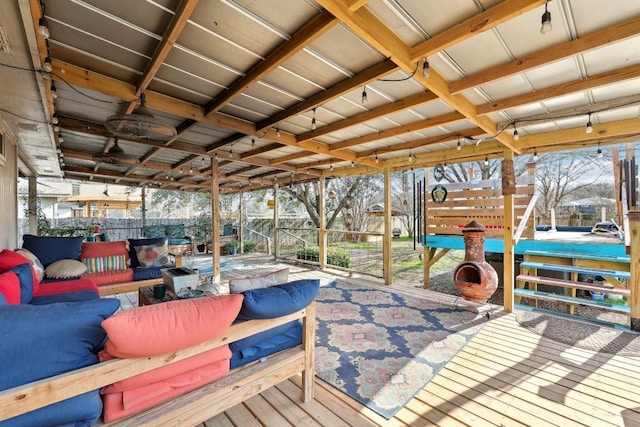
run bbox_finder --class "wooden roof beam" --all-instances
[410,0,546,61]
[256,59,397,133]
[296,91,437,143]
[329,111,465,151]
[451,15,640,95]
[316,0,520,154]
[205,10,337,115]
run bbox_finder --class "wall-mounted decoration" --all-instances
[433,164,445,182]
[431,184,447,203]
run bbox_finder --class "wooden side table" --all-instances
[138,285,178,306]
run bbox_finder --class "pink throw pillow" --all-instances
[102,294,243,358]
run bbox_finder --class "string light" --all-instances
[38,17,50,39]
[456,138,461,151]
[586,113,593,133]
[408,149,414,162]
[375,152,379,164]
[361,86,368,104]
[251,138,255,147]
[50,83,58,99]
[540,2,552,34]
[43,57,52,73]
[597,142,603,158]
[533,148,538,162]
[276,126,280,138]
[351,161,355,168]
[311,108,317,130]
[421,58,430,78]
[51,113,58,125]
[189,162,193,173]
[330,163,333,171]
[513,123,519,141]
[484,156,489,166]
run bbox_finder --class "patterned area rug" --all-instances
[314,280,487,419]
[516,311,640,356]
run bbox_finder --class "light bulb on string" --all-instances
[421,58,430,78]
[361,86,368,104]
[533,148,538,162]
[586,113,593,134]
[311,109,317,130]
[540,2,552,34]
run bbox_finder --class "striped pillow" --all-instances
[83,255,127,273]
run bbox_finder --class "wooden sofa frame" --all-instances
[0,302,316,426]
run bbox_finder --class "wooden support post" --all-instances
[239,192,244,253]
[273,184,279,261]
[27,177,37,234]
[503,150,515,312]
[301,301,316,401]
[319,177,326,269]
[211,159,220,284]
[628,211,640,331]
[383,166,392,285]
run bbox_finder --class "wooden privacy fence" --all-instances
[424,173,536,239]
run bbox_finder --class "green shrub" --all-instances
[244,240,257,252]
[296,246,350,268]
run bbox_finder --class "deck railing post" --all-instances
[628,211,640,331]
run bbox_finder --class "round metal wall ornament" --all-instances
[431,184,448,203]
[433,163,445,182]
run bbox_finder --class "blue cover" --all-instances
[128,237,168,268]
[30,290,99,305]
[10,263,35,304]
[0,298,120,427]
[168,238,190,245]
[21,235,83,268]
[230,320,300,352]
[237,279,319,320]
[132,266,173,281]
[230,321,302,368]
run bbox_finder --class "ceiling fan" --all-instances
[93,137,140,165]
[104,93,177,141]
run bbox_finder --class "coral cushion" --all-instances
[21,234,83,268]
[0,271,20,304]
[229,267,289,293]
[84,269,134,286]
[100,345,230,393]
[101,357,230,422]
[0,298,120,427]
[45,259,87,279]
[34,278,99,297]
[81,240,129,259]
[238,279,320,320]
[102,294,244,358]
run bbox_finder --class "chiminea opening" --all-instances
[455,264,481,285]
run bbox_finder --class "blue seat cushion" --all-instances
[237,279,319,320]
[21,235,83,268]
[168,238,190,246]
[0,298,120,427]
[30,290,99,305]
[132,266,173,281]
[230,321,302,368]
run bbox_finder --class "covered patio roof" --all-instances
[2,0,639,193]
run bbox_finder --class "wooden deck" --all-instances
[115,254,640,427]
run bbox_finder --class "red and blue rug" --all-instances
[315,280,487,419]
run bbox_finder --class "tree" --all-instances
[281,176,382,231]
[150,190,211,217]
[533,150,608,224]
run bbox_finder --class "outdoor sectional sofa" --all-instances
[18,234,183,296]
[0,252,318,426]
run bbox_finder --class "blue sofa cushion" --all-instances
[21,235,84,268]
[128,237,167,268]
[230,321,302,368]
[230,320,300,352]
[0,298,120,427]
[10,263,36,304]
[237,279,319,320]
[132,266,172,281]
[30,290,99,305]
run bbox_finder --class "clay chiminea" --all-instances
[453,220,498,303]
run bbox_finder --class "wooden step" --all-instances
[516,274,630,296]
[523,250,630,264]
[519,261,631,280]
[513,288,630,314]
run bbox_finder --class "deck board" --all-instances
[111,254,640,426]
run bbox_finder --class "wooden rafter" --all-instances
[315,0,521,154]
